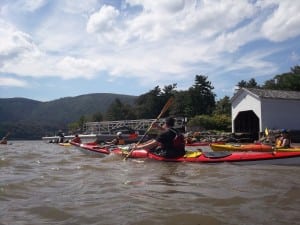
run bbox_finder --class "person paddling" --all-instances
[106,132,125,145]
[0,136,7,144]
[0,132,9,144]
[275,129,291,148]
[71,134,81,144]
[133,117,185,158]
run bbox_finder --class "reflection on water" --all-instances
[1,141,300,225]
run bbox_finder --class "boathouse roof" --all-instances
[232,88,300,102]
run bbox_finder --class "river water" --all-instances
[1,141,300,225]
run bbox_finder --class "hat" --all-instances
[117,132,122,136]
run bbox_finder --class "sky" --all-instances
[0,0,300,102]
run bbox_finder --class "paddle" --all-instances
[123,97,174,160]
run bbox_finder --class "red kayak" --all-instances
[71,141,300,165]
[70,141,110,155]
[146,151,300,165]
[114,148,300,165]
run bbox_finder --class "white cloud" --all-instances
[56,56,104,79]
[0,77,28,87]
[0,0,299,98]
[86,5,120,33]
[261,0,300,42]
[0,20,38,59]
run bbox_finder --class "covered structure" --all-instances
[231,88,300,140]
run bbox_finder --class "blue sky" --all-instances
[0,0,300,102]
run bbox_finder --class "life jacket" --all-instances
[72,137,81,143]
[170,128,185,151]
[117,138,125,145]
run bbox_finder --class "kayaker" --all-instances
[0,136,7,144]
[57,130,65,143]
[134,117,186,158]
[71,134,81,144]
[275,129,291,148]
[106,132,125,145]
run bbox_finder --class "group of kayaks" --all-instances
[68,140,300,165]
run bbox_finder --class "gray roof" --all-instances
[245,88,300,100]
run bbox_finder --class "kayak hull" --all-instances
[210,143,273,152]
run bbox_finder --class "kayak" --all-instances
[210,143,273,152]
[70,141,111,155]
[273,147,300,152]
[117,148,300,165]
[148,151,300,165]
[71,141,300,165]
[59,142,72,146]
[210,143,300,152]
[70,141,205,156]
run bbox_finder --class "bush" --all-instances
[187,114,231,131]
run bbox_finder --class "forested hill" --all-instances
[0,93,137,139]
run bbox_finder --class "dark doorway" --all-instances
[234,110,259,140]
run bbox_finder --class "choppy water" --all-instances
[1,141,300,225]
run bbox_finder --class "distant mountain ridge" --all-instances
[0,93,137,139]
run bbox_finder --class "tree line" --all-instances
[69,65,300,133]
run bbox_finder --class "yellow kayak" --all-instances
[210,143,300,152]
[59,142,72,147]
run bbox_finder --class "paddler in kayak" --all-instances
[106,132,125,145]
[0,136,7,144]
[133,117,185,158]
[71,134,81,144]
[275,129,291,148]
[0,132,9,144]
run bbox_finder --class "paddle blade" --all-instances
[265,128,269,136]
[157,97,174,119]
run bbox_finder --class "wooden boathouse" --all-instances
[231,88,300,140]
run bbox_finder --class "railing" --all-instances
[83,117,186,135]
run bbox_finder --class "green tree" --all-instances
[78,115,86,130]
[134,85,176,119]
[237,78,260,88]
[214,96,231,116]
[263,65,300,91]
[91,112,103,122]
[237,80,247,88]
[170,91,189,117]
[106,98,136,120]
[187,75,215,116]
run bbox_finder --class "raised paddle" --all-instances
[124,97,174,160]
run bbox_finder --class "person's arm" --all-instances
[136,139,159,150]
[106,138,117,145]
